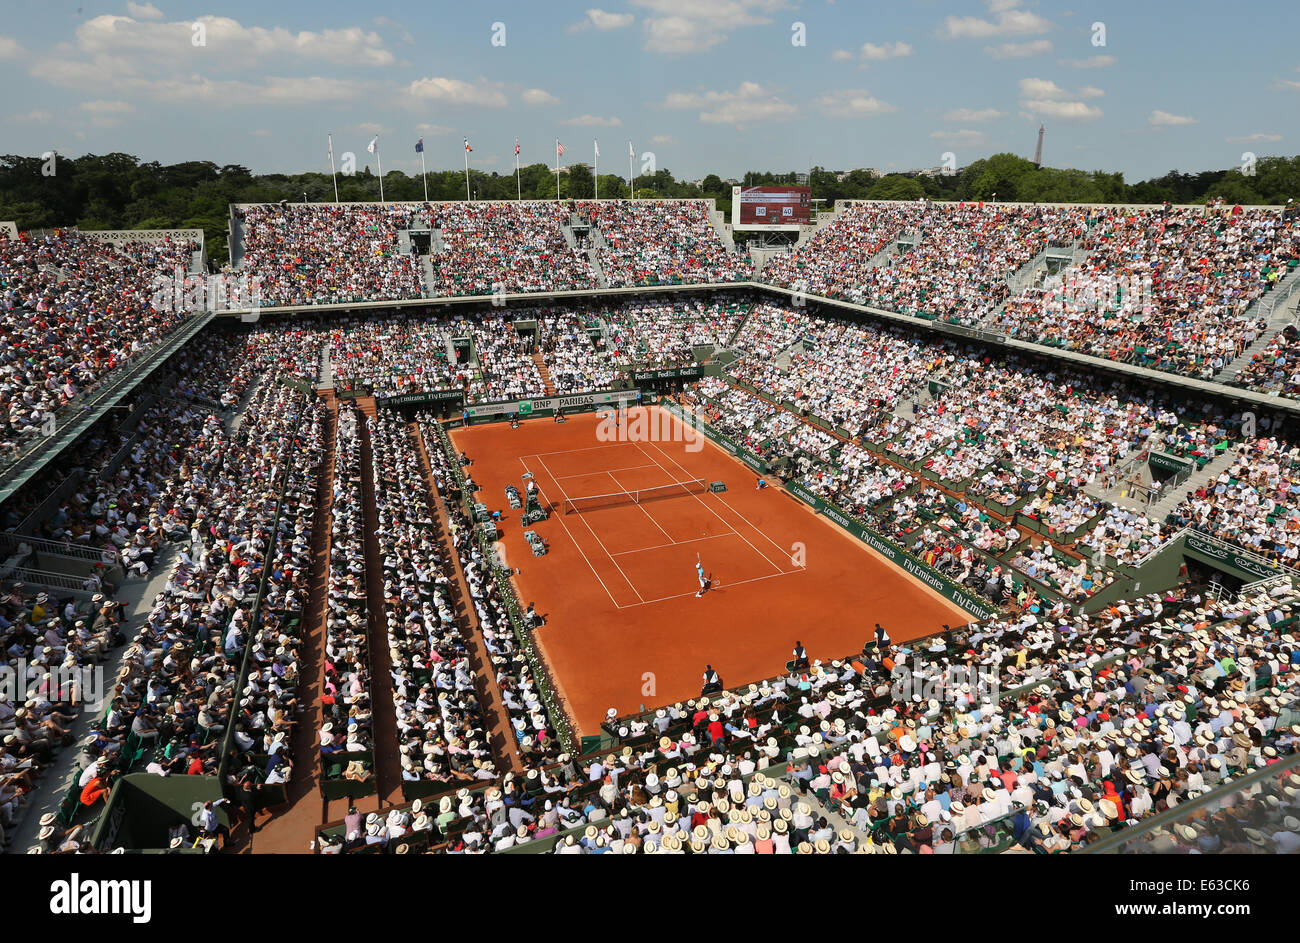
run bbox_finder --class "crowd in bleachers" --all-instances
[417,415,562,765]
[764,201,1086,323]
[320,405,374,781]
[427,202,596,296]
[1234,325,1300,396]
[71,373,324,840]
[0,229,201,458]
[238,203,426,306]
[579,200,752,287]
[370,410,498,785]
[988,207,1300,380]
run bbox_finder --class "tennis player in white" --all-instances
[695,554,708,597]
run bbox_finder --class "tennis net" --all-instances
[563,478,708,514]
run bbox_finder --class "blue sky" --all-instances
[0,0,1295,182]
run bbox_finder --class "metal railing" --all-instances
[0,311,214,504]
[0,531,115,563]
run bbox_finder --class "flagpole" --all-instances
[594,140,599,201]
[515,139,521,201]
[420,149,428,202]
[330,132,340,202]
[628,141,635,201]
[555,140,560,201]
[376,141,384,202]
[464,147,471,201]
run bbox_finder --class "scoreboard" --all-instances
[731,185,811,231]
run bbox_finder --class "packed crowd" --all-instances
[321,405,374,781]
[989,208,1300,380]
[427,202,596,296]
[238,203,426,306]
[418,415,563,764]
[578,200,752,287]
[0,229,202,458]
[370,410,498,784]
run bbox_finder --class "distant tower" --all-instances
[1033,125,1045,168]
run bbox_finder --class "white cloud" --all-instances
[651,134,676,145]
[415,123,453,136]
[521,88,560,106]
[985,39,1051,60]
[661,81,798,126]
[860,41,912,60]
[1148,110,1197,127]
[1273,79,1300,91]
[930,129,987,146]
[562,114,623,127]
[351,121,391,136]
[1021,99,1102,120]
[814,88,898,118]
[568,8,636,32]
[408,77,509,108]
[1059,54,1115,69]
[79,99,135,115]
[12,109,52,123]
[0,34,23,58]
[1225,132,1282,143]
[939,8,1052,40]
[831,49,853,62]
[943,107,1005,122]
[72,15,396,69]
[125,2,164,19]
[79,98,136,127]
[1019,77,1102,100]
[633,0,789,54]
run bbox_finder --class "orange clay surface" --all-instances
[450,407,970,736]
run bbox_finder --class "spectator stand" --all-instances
[423,417,574,751]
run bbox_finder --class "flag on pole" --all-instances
[594,140,600,158]
[557,141,565,157]
[415,138,424,153]
[628,140,635,158]
[367,137,378,154]
[464,139,473,152]
[514,139,520,156]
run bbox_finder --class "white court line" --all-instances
[525,442,639,459]
[637,439,789,576]
[519,456,626,609]
[615,569,802,608]
[609,532,735,556]
[555,463,660,478]
[605,469,675,543]
[534,452,646,604]
[641,412,798,565]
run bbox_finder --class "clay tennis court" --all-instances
[450,405,971,735]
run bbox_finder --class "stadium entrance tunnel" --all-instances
[91,774,228,852]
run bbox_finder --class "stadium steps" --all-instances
[409,420,525,776]
[532,352,556,395]
[229,212,246,268]
[1220,270,1300,380]
[421,255,438,298]
[1144,446,1238,521]
[560,222,579,251]
[355,396,404,805]
[318,346,334,389]
[587,248,608,288]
